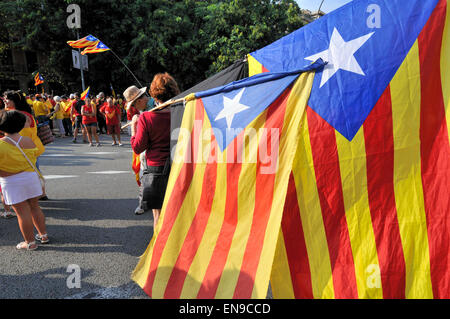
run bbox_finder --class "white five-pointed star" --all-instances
[305,28,375,88]
[215,88,250,128]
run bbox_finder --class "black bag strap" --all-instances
[162,156,171,175]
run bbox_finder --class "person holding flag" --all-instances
[127,73,180,224]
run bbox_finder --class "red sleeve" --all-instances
[23,112,35,128]
[130,113,151,155]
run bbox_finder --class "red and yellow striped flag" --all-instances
[132,66,319,298]
[132,152,141,186]
[251,0,450,299]
[80,86,90,101]
[81,40,110,55]
[67,34,99,49]
[34,72,44,86]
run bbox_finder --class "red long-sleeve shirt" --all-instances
[130,111,170,167]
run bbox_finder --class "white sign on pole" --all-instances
[72,50,88,71]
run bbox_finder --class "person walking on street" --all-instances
[100,97,122,146]
[70,93,88,143]
[81,97,100,147]
[52,96,66,137]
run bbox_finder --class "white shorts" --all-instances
[0,171,43,205]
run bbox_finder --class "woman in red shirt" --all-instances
[81,97,100,147]
[126,72,180,225]
[100,98,122,146]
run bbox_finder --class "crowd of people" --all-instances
[0,72,179,251]
[17,91,130,146]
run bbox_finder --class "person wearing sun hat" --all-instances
[125,73,179,225]
[123,86,147,111]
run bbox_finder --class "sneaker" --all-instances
[89,143,94,147]
[135,206,145,215]
[35,233,50,244]
[1,211,15,219]
[118,143,123,147]
[112,142,117,146]
[96,143,101,147]
[72,139,77,143]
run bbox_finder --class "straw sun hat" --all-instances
[123,85,147,109]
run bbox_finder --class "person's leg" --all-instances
[84,125,93,145]
[1,192,15,218]
[63,118,69,136]
[11,201,36,244]
[116,125,122,145]
[107,125,114,145]
[82,125,88,142]
[27,197,47,237]
[152,209,161,226]
[58,119,65,136]
[92,126,100,144]
[73,121,79,141]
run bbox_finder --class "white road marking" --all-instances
[81,152,117,155]
[86,171,130,174]
[43,175,79,180]
[41,154,76,157]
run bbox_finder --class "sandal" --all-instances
[0,211,16,219]
[35,233,50,244]
[16,241,38,251]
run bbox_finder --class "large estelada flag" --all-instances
[249,0,450,298]
[131,61,325,298]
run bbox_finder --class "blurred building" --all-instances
[0,48,48,94]
[300,9,325,23]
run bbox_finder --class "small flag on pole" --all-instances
[110,83,116,98]
[81,40,110,55]
[81,86,90,100]
[34,72,44,86]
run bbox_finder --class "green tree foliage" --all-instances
[0,0,304,94]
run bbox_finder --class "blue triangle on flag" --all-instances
[197,60,325,152]
[250,0,440,140]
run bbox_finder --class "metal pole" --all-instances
[108,49,143,87]
[76,29,86,92]
[318,0,325,13]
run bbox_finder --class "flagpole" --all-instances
[76,30,86,92]
[107,48,143,88]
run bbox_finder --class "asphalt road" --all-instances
[0,131,152,299]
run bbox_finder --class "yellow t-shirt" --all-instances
[61,101,71,118]
[19,114,45,157]
[45,100,53,113]
[0,140,38,173]
[33,101,48,116]
[54,103,65,120]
